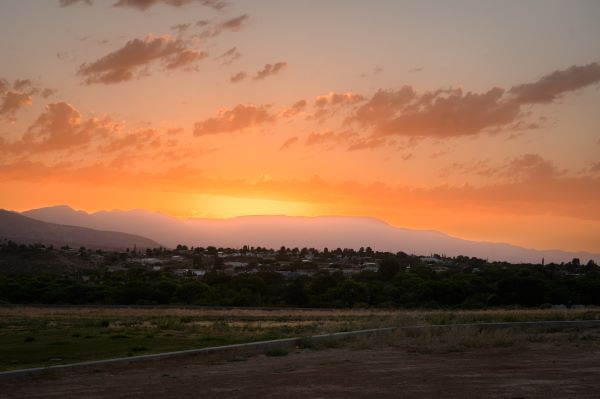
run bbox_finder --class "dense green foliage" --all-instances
[1,255,599,308]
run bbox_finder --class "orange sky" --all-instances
[0,0,599,252]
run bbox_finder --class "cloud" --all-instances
[500,153,561,181]
[197,14,249,39]
[0,102,106,153]
[376,87,519,138]
[229,71,247,83]
[77,35,205,84]
[346,137,389,151]
[254,62,287,80]
[0,102,176,157]
[429,150,448,159]
[352,86,416,124]
[440,154,562,183]
[280,100,306,118]
[97,128,162,153]
[360,66,383,78]
[589,161,600,174]
[308,91,365,122]
[352,86,523,139]
[193,104,273,135]
[170,23,192,34]
[13,79,33,91]
[230,59,287,83]
[0,78,57,120]
[216,47,241,65]
[0,91,32,120]
[219,14,248,31]
[314,92,364,108]
[350,63,600,140]
[59,0,92,6]
[21,102,114,152]
[300,129,387,152]
[305,130,358,147]
[279,136,298,150]
[41,88,57,98]
[164,49,208,70]
[112,0,226,11]
[509,62,600,104]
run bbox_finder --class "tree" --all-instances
[175,281,210,304]
[378,258,400,281]
[286,279,309,307]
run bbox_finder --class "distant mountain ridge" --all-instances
[20,205,600,264]
[0,209,160,250]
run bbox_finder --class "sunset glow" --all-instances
[1,0,599,252]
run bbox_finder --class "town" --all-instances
[1,240,597,309]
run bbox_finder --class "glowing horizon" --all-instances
[1,0,599,253]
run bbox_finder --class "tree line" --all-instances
[1,257,599,308]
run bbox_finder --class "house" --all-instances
[131,257,164,265]
[420,256,445,264]
[361,262,379,272]
[223,261,249,268]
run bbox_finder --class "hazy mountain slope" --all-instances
[22,206,599,264]
[25,206,194,245]
[0,210,160,250]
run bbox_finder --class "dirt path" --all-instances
[1,343,600,398]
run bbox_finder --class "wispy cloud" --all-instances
[254,62,287,80]
[193,104,273,135]
[77,35,206,84]
[61,0,227,11]
[508,62,600,104]
[196,14,249,39]
[280,100,306,118]
[216,47,241,65]
[229,71,247,83]
[279,136,298,150]
[59,0,92,6]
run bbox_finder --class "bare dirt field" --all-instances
[2,339,600,398]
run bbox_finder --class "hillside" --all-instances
[0,210,160,250]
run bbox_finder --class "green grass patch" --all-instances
[0,307,598,371]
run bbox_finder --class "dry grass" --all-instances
[2,306,598,324]
[0,306,396,319]
[326,325,600,354]
[1,305,599,371]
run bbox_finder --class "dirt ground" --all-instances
[1,342,600,399]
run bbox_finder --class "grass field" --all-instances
[1,306,599,371]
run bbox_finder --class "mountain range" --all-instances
[17,205,600,264]
[0,209,160,250]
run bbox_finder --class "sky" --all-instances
[0,0,599,253]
